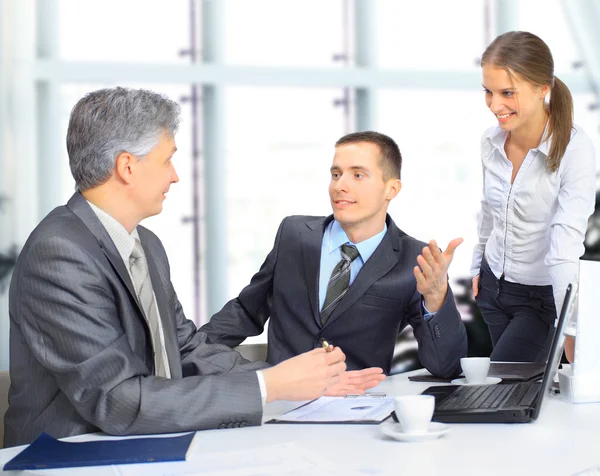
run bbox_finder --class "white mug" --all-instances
[394,395,435,434]
[460,357,491,384]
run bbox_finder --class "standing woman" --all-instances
[471,31,596,362]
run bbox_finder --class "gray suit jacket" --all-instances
[4,192,268,447]
[201,215,467,376]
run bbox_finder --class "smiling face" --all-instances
[329,142,401,243]
[482,64,549,134]
[130,132,179,220]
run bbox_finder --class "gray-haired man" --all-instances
[4,87,384,447]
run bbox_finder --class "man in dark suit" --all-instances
[201,131,468,377]
[4,88,382,447]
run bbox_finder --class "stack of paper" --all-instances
[268,396,394,424]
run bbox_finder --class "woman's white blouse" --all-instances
[470,124,597,315]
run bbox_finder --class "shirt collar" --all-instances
[326,220,387,262]
[87,201,139,263]
[488,126,508,150]
[537,120,552,156]
[488,120,552,157]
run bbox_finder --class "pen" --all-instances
[345,392,387,398]
[319,337,334,352]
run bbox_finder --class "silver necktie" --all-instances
[129,239,168,377]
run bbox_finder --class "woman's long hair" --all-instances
[482,31,573,172]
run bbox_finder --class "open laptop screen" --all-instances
[531,283,575,420]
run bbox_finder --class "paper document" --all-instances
[268,396,394,424]
[116,442,367,476]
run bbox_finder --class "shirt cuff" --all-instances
[422,300,436,320]
[256,370,267,407]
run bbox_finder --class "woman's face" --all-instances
[482,64,549,133]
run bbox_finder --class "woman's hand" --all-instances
[472,275,480,298]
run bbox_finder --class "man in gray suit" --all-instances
[201,131,468,377]
[4,88,383,447]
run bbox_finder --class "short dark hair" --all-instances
[335,131,402,180]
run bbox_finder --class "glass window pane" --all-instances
[224,0,344,67]
[378,89,492,282]
[225,87,345,295]
[58,0,189,63]
[377,0,485,71]
[573,93,600,167]
[516,0,581,75]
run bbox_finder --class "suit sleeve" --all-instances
[15,235,265,437]
[199,218,287,347]
[406,285,467,378]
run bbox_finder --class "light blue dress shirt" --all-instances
[318,220,387,310]
[318,219,434,319]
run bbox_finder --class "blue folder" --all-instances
[3,431,195,471]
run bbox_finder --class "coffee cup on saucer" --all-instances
[393,395,435,434]
[381,395,449,442]
[460,357,491,384]
[450,357,501,386]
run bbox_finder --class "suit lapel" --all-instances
[322,216,400,329]
[301,217,331,327]
[68,193,182,377]
[138,229,182,379]
[67,193,140,309]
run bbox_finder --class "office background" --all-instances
[1,0,599,371]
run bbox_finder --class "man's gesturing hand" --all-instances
[414,238,463,313]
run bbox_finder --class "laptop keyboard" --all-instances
[438,382,537,411]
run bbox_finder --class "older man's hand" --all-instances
[324,367,386,396]
[262,347,346,402]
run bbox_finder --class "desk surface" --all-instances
[1,369,598,476]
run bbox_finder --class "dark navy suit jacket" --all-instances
[201,214,467,376]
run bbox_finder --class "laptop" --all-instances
[485,362,545,381]
[422,283,575,423]
[408,362,545,383]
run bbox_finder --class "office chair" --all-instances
[234,343,268,362]
[0,370,10,449]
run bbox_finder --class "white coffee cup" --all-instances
[394,395,435,434]
[460,357,491,384]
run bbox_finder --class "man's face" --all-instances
[329,142,400,241]
[130,132,179,220]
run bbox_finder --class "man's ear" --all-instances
[386,179,402,200]
[115,151,136,184]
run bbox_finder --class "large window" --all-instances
[224,86,346,296]
[2,1,599,367]
[58,0,189,63]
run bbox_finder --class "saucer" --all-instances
[450,377,502,386]
[380,422,449,442]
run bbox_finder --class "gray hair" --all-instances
[67,87,181,191]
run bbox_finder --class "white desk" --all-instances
[1,369,598,476]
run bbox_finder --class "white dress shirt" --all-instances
[470,124,597,316]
